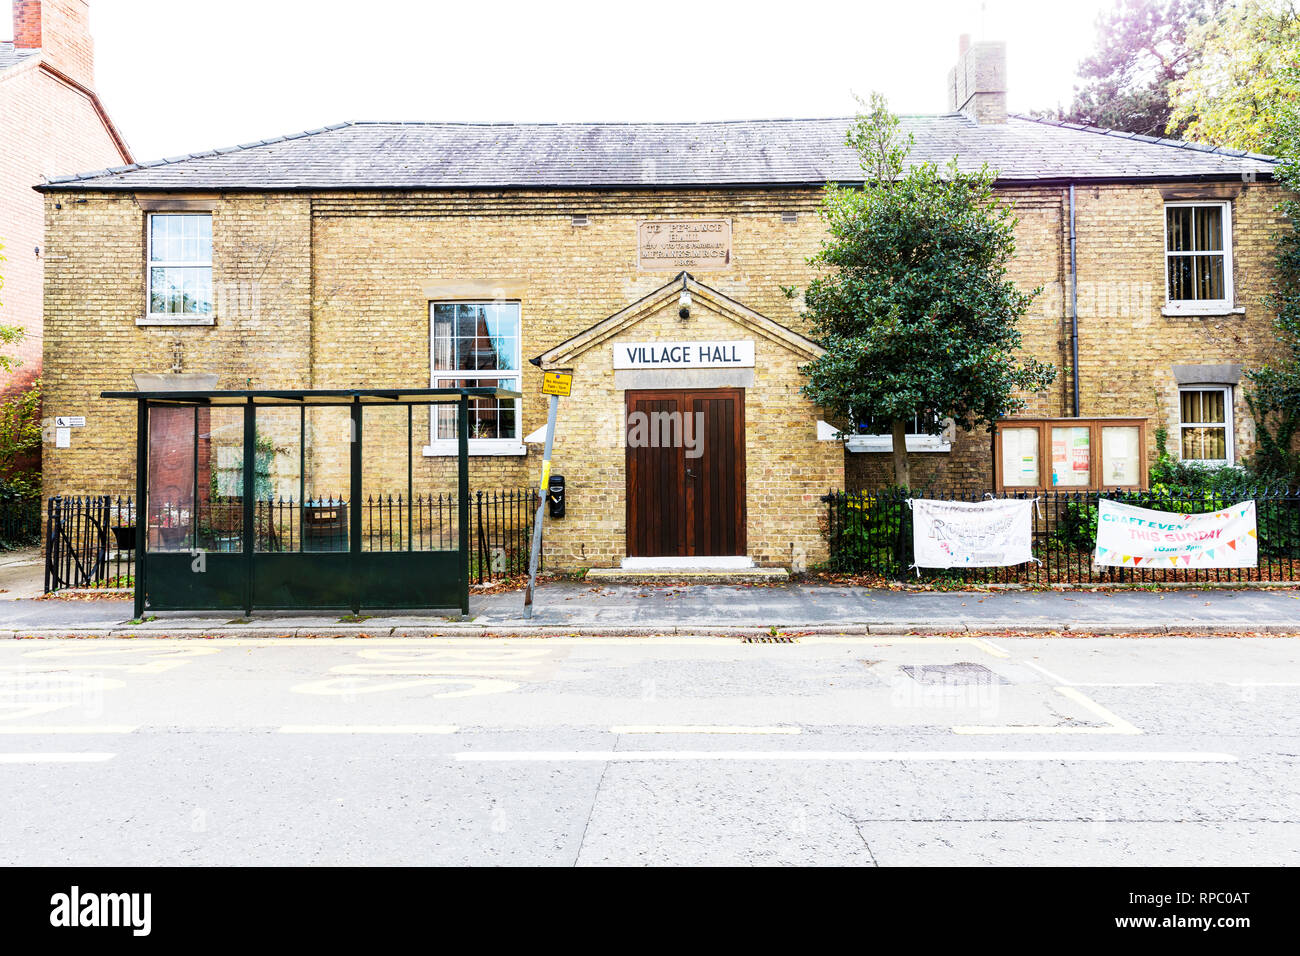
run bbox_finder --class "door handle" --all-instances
[686,468,697,480]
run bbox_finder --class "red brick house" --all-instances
[0,0,130,398]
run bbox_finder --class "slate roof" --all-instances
[0,40,39,72]
[39,113,1279,192]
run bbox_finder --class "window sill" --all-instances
[845,435,952,454]
[1161,303,1245,317]
[422,441,527,457]
[136,315,216,327]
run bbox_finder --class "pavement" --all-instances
[0,547,43,601]
[1,579,1299,636]
[0,633,1295,865]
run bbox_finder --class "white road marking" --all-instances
[1071,682,1160,688]
[455,750,1234,763]
[611,725,801,735]
[1226,681,1300,687]
[0,752,116,763]
[0,725,137,734]
[278,724,458,734]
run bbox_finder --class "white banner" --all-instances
[1094,499,1258,569]
[911,498,1036,569]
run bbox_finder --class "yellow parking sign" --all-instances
[541,371,572,397]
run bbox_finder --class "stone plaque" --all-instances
[637,219,731,271]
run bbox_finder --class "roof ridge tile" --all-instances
[39,115,1280,189]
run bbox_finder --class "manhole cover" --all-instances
[900,663,1007,685]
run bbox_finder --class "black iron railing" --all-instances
[823,488,1300,584]
[43,489,541,593]
[45,495,134,591]
[0,493,40,549]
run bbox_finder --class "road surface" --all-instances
[0,633,1295,865]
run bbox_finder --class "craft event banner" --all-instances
[1094,498,1258,569]
[912,498,1036,568]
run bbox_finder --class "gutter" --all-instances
[1069,184,1080,418]
[33,172,1277,194]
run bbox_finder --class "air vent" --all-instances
[781,211,798,223]
[571,214,590,227]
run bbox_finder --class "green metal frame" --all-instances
[102,387,519,617]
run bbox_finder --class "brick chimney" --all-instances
[947,34,1007,124]
[11,0,95,88]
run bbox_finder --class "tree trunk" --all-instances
[891,419,910,489]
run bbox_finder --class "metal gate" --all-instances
[44,495,112,591]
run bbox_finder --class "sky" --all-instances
[7,0,1120,162]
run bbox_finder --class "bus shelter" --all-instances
[101,387,521,618]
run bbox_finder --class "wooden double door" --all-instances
[625,388,746,558]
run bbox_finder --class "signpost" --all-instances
[524,371,571,617]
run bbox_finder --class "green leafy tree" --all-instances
[1038,0,1224,136]
[0,378,42,494]
[1246,104,1300,481]
[0,239,42,495]
[799,94,1056,488]
[0,240,25,376]
[1168,0,1300,154]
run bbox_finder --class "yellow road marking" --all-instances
[1024,660,1073,684]
[1055,686,1142,734]
[966,637,1011,659]
[290,676,519,697]
[954,686,1142,736]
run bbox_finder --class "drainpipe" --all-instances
[1069,184,1080,418]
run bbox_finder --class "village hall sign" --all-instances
[613,340,755,370]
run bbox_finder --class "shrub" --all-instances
[825,488,908,574]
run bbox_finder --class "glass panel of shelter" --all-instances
[252,406,303,553]
[140,405,242,555]
[144,397,476,558]
[146,405,198,552]
[301,405,351,552]
[360,402,460,553]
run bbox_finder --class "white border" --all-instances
[140,213,214,325]
[1177,384,1234,466]
[1163,200,1234,314]
[428,300,523,456]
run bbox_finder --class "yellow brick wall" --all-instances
[543,297,842,569]
[307,189,827,497]
[846,181,1287,492]
[41,192,313,497]
[41,180,1287,567]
